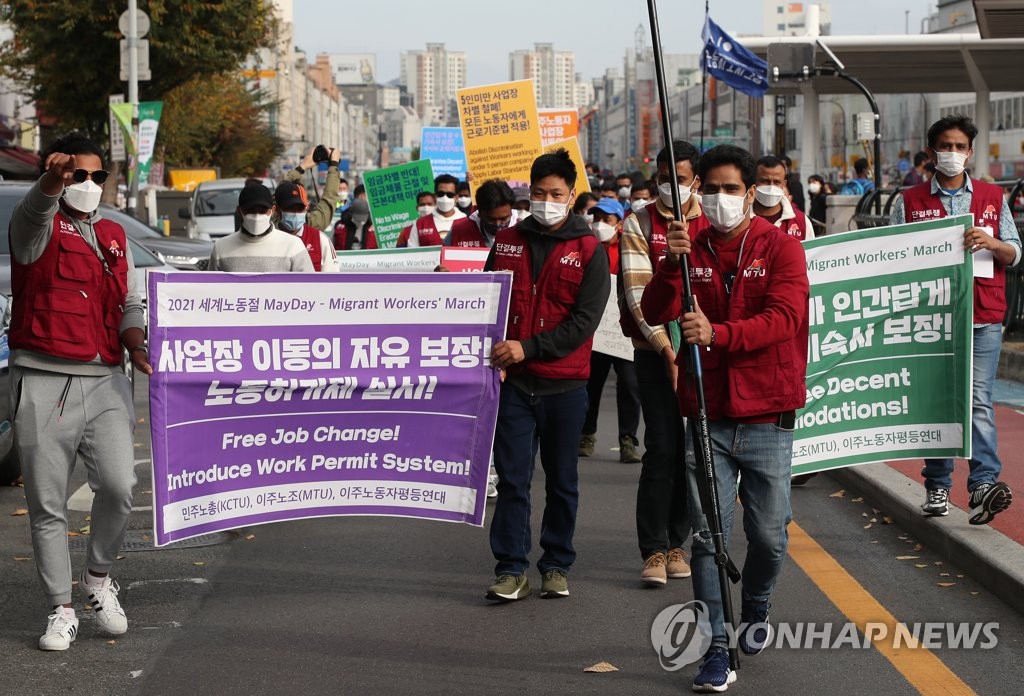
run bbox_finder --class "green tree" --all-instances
[0,0,275,147]
[160,74,279,177]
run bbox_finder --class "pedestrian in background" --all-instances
[9,132,153,651]
[779,154,805,212]
[752,155,814,241]
[274,146,341,272]
[620,140,700,588]
[807,174,828,237]
[398,174,467,247]
[485,149,610,602]
[456,179,475,217]
[578,197,643,465]
[903,151,930,187]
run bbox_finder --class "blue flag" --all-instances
[701,17,769,97]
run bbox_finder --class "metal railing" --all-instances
[847,178,1024,335]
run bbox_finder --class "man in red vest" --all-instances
[274,181,339,271]
[752,155,814,241]
[444,179,516,249]
[643,144,809,692]
[620,140,704,588]
[398,174,466,247]
[891,114,1021,524]
[8,133,153,651]
[484,149,610,602]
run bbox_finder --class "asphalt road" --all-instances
[0,376,1021,695]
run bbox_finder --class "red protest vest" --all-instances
[10,213,129,364]
[902,179,1006,324]
[399,214,443,247]
[491,225,599,380]
[447,217,488,248]
[618,201,711,341]
[299,224,323,271]
[682,217,809,420]
[781,209,810,241]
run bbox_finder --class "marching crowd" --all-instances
[7,114,1020,692]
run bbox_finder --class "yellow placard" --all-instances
[167,169,219,192]
[538,108,580,148]
[543,137,591,194]
[457,79,542,188]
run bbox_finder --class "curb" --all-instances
[998,347,1024,383]
[829,463,1024,616]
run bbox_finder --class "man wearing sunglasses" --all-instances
[398,173,466,247]
[8,132,152,651]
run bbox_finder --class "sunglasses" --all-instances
[72,168,110,185]
[434,191,456,198]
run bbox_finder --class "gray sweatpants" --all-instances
[11,366,137,606]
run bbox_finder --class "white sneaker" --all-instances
[487,473,499,499]
[39,608,78,651]
[79,573,128,635]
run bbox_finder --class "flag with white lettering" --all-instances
[701,16,769,97]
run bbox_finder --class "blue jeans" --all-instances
[634,349,689,558]
[490,384,588,576]
[922,323,1003,492]
[685,420,793,649]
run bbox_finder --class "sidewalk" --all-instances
[830,341,1024,615]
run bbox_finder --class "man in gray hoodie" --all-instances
[8,132,152,651]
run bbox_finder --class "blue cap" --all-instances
[592,197,624,219]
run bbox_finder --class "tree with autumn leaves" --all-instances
[0,0,281,176]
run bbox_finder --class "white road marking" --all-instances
[127,577,209,590]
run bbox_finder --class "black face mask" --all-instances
[480,218,510,236]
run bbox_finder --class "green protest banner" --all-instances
[793,216,974,474]
[109,101,163,185]
[363,160,435,249]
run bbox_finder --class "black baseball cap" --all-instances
[238,183,274,212]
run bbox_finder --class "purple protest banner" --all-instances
[148,272,511,546]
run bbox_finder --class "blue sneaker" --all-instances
[738,599,772,656]
[692,646,736,693]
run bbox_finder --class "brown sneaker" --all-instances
[619,436,641,463]
[641,552,667,586]
[666,547,691,578]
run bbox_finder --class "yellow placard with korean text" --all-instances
[457,79,542,188]
[543,137,591,194]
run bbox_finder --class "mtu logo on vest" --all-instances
[107,239,124,258]
[559,250,581,267]
[744,258,766,278]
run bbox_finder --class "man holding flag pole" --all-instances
[642,3,807,692]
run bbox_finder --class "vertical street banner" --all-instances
[110,100,163,187]
[793,217,974,474]
[362,159,435,249]
[543,137,591,194]
[538,109,579,148]
[457,79,542,189]
[420,127,467,180]
[148,272,512,546]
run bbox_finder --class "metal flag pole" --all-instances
[646,0,741,672]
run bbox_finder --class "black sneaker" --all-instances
[968,482,1012,525]
[922,488,950,517]
[738,599,772,656]
[692,646,735,693]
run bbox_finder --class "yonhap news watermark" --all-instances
[650,601,999,670]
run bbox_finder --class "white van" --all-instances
[179,177,274,240]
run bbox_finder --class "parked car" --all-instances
[0,182,177,484]
[179,177,274,240]
[101,204,213,270]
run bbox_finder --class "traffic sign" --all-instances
[119,9,150,37]
[120,39,151,81]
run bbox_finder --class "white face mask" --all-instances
[807,182,822,195]
[456,196,472,208]
[435,195,456,213]
[702,193,749,233]
[934,151,968,178]
[242,213,272,236]
[417,205,435,217]
[631,198,650,210]
[754,185,784,208]
[582,213,594,224]
[529,200,569,227]
[658,182,693,208]
[618,186,631,199]
[339,190,350,202]
[592,220,617,243]
[64,180,103,214]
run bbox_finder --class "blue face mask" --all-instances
[281,211,306,232]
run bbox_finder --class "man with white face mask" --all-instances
[399,174,466,247]
[208,183,313,272]
[484,149,610,602]
[9,132,152,651]
[642,144,809,692]
[892,114,1021,525]
[273,181,339,272]
[752,155,813,241]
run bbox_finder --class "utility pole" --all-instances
[127,0,139,217]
